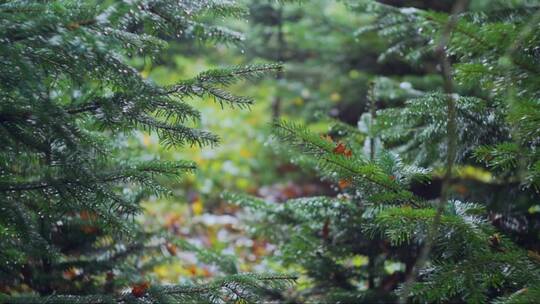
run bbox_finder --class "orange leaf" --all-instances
[202,268,212,278]
[131,281,150,298]
[252,240,267,256]
[333,142,353,158]
[79,210,97,221]
[320,134,334,143]
[62,267,79,280]
[322,218,330,240]
[188,265,197,276]
[80,210,99,234]
[333,142,347,154]
[454,184,469,195]
[165,243,177,256]
[338,179,351,189]
[164,213,182,229]
[81,225,98,234]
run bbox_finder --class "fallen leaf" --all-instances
[165,243,177,256]
[131,281,150,298]
[338,179,351,189]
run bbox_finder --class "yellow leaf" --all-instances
[153,265,170,279]
[140,70,149,78]
[351,255,368,267]
[456,165,492,183]
[293,97,304,106]
[349,69,360,79]
[141,134,152,147]
[192,198,203,216]
[330,92,341,103]
[235,178,249,189]
[239,148,252,158]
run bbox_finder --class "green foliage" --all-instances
[361,0,540,190]
[0,0,291,302]
[170,64,282,109]
[3,0,540,303]
[228,1,540,303]
[1,273,295,304]
[231,119,540,303]
[377,92,504,166]
[242,0,388,121]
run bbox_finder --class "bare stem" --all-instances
[398,1,469,302]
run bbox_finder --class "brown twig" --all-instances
[398,1,470,302]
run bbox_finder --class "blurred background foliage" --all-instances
[132,0,357,285]
[6,0,539,302]
[127,0,539,296]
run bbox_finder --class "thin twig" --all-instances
[398,1,470,302]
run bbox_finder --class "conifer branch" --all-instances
[0,161,196,192]
[273,120,421,206]
[166,64,282,108]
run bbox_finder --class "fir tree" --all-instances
[229,1,540,303]
[243,0,390,123]
[244,0,289,118]
[0,0,294,303]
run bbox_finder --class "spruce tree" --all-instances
[229,1,540,303]
[0,0,294,303]
[243,0,387,123]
